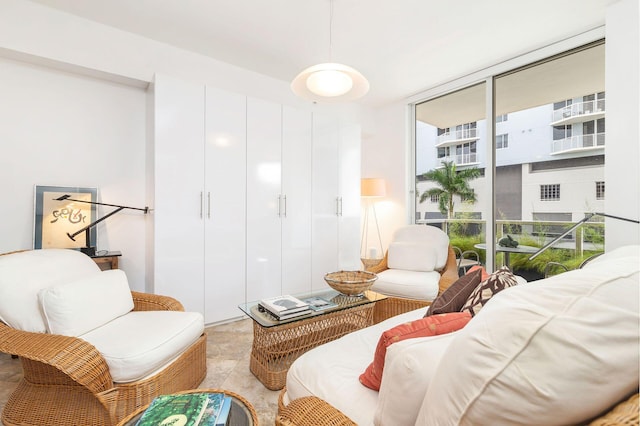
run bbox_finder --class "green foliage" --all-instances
[418,161,481,219]
[509,245,604,276]
[449,235,485,263]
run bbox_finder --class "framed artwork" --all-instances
[33,185,98,249]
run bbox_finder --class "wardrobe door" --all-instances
[204,87,247,323]
[338,122,362,271]
[281,106,313,295]
[246,97,282,301]
[311,113,340,292]
[153,74,205,314]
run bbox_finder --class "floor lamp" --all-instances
[360,178,386,269]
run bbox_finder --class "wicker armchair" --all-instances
[0,250,207,426]
[368,244,459,323]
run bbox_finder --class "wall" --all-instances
[0,57,147,286]
[360,102,408,251]
[605,0,640,248]
[0,0,363,290]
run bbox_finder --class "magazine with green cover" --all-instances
[135,393,209,426]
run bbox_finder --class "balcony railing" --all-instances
[436,152,478,166]
[552,99,605,123]
[551,133,605,154]
[436,128,478,145]
[415,218,605,259]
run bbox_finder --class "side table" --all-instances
[117,389,258,426]
[90,250,122,270]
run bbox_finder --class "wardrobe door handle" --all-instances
[200,191,204,219]
[283,195,287,218]
[339,197,343,216]
[207,192,211,219]
[277,195,281,217]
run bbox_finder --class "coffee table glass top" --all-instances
[239,289,385,328]
[118,389,256,426]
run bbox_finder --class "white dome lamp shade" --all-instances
[291,0,369,103]
[292,62,369,102]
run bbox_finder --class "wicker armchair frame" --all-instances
[277,387,639,426]
[0,290,207,426]
[367,245,459,323]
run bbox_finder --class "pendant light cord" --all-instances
[329,0,334,62]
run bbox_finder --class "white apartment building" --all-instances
[415,92,606,226]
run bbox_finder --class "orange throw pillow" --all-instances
[359,312,472,391]
[467,265,490,281]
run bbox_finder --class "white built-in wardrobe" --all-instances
[150,74,360,324]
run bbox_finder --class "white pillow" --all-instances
[416,255,640,425]
[374,332,458,426]
[583,245,640,268]
[0,249,100,332]
[39,269,134,336]
[387,242,439,272]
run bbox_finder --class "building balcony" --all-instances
[551,99,605,126]
[551,133,605,155]
[436,128,478,147]
[436,153,479,167]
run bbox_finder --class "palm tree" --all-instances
[418,161,481,219]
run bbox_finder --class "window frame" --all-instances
[408,28,605,273]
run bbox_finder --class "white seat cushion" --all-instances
[80,310,204,383]
[0,249,100,332]
[371,269,440,300]
[285,308,427,426]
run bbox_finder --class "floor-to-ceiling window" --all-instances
[414,40,605,278]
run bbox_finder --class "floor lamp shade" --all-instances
[361,178,386,268]
[361,178,386,198]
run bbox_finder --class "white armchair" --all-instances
[368,225,458,323]
[0,249,207,426]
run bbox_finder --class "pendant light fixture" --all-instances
[291,0,369,102]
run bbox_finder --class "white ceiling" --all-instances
[28,0,612,107]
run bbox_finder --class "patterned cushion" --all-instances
[359,312,471,391]
[461,266,518,316]
[425,268,483,317]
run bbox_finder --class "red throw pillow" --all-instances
[467,265,490,281]
[359,312,472,391]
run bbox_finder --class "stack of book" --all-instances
[258,295,312,320]
[136,392,233,426]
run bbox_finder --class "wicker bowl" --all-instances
[324,270,378,296]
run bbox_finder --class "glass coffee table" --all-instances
[239,289,385,390]
[117,388,257,426]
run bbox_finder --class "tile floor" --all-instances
[0,318,280,425]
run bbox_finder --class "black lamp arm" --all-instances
[54,195,149,254]
[67,206,125,240]
[55,195,149,213]
[529,212,639,261]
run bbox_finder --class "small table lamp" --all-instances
[55,195,149,256]
[361,178,386,269]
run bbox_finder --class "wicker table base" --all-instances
[249,303,374,390]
